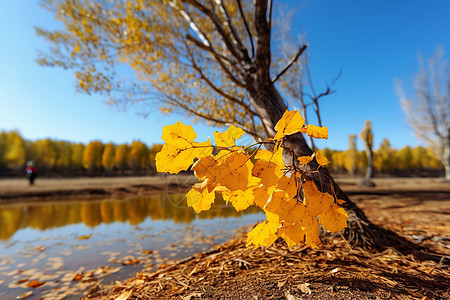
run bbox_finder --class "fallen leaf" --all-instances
[16,291,33,299]
[285,290,300,300]
[299,282,311,295]
[122,259,140,265]
[73,273,84,281]
[78,234,93,240]
[330,267,339,273]
[115,289,132,300]
[17,278,29,284]
[26,280,45,288]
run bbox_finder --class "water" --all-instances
[0,194,264,299]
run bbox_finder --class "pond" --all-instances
[0,193,264,299]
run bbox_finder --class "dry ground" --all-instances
[82,177,449,300]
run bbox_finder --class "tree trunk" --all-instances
[444,127,450,181]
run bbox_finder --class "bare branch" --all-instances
[183,37,259,117]
[186,33,245,87]
[237,0,255,59]
[272,44,308,83]
[182,0,245,62]
[157,90,263,139]
[217,0,250,62]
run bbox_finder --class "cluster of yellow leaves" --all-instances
[156,110,347,249]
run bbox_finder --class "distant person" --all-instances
[25,160,38,185]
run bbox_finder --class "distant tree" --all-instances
[83,141,103,173]
[55,140,73,171]
[374,138,397,173]
[129,140,149,171]
[359,120,375,186]
[3,131,26,171]
[0,131,8,174]
[396,46,450,180]
[102,143,116,172]
[344,134,358,176]
[397,146,413,171]
[114,144,129,173]
[71,143,85,170]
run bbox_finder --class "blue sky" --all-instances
[0,1,449,151]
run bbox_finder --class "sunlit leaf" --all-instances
[246,221,279,248]
[315,151,329,166]
[300,124,328,139]
[274,110,305,139]
[214,125,245,147]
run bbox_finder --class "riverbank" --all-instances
[0,175,198,203]
[1,176,449,204]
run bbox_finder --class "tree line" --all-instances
[0,129,443,177]
[0,130,162,176]
[323,137,443,177]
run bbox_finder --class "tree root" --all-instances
[339,207,450,266]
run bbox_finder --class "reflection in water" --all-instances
[0,194,261,241]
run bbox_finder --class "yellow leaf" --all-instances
[278,201,306,224]
[278,223,305,247]
[246,221,279,248]
[222,188,254,211]
[301,125,328,139]
[214,125,245,147]
[161,121,197,147]
[191,156,219,187]
[254,148,284,177]
[186,183,215,213]
[276,175,298,200]
[301,212,321,248]
[315,151,329,166]
[217,152,251,191]
[319,205,348,233]
[265,191,296,216]
[155,143,212,174]
[252,158,280,186]
[298,155,313,165]
[253,185,275,209]
[155,122,212,174]
[74,46,80,53]
[274,110,305,140]
[264,210,280,224]
[302,180,335,216]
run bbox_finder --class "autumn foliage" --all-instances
[156,110,347,248]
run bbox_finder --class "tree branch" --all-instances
[254,0,272,82]
[182,0,245,62]
[217,0,251,62]
[183,37,259,117]
[186,33,245,87]
[236,0,255,59]
[272,44,308,83]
